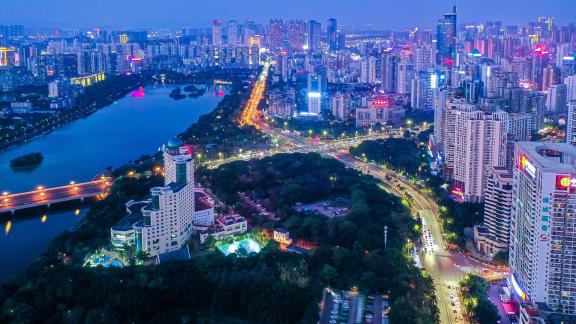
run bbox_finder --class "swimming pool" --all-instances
[217,238,263,256]
[85,255,123,268]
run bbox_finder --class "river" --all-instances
[0,84,225,281]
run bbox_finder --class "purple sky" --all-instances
[1,0,574,29]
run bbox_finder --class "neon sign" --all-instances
[555,175,576,190]
[519,154,536,178]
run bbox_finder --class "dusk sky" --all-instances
[1,0,574,29]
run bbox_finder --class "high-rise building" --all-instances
[474,166,513,257]
[287,20,306,51]
[268,19,286,52]
[414,45,434,72]
[436,6,457,84]
[327,18,338,51]
[212,20,223,46]
[227,20,238,46]
[331,92,349,120]
[566,101,576,146]
[380,53,399,93]
[360,56,377,84]
[396,61,414,94]
[546,84,567,113]
[306,20,322,52]
[433,88,451,149]
[411,70,438,110]
[111,138,195,257]
[510,142,576,315]
[307,73,322,114]
[565,76,576,102]
[443,101,508,201]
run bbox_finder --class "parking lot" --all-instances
[295,198,350,218]
[319,289,389,324]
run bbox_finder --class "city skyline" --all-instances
[1,0,574,29]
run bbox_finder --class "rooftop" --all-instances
[112,201,148,231]
[517,142,576,172]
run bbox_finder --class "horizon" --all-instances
[1,0,574,30]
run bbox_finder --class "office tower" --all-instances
[307,73,322,114]
[380,53,398,93]
[327,18,338,51]
[212,20,223,46]
[436,6,457,84]
[396,61,414,94]
[268,19,286,52]
[462,79,482,103]
[542,66,558,91]
[510,142,576,315]
[112,138,195,257]
[567,101,576,146]
[546,84,568,113]
[474,166,513,257]
[306,20,322,52]
[287,20,306,51]
[566,76,576,101]
[360,56,377,84]
[227,20,238,46]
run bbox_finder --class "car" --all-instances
[331,310,338,315]
[329,320,337,324]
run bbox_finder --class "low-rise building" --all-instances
[273,228,293,245]
[198,214,248,243]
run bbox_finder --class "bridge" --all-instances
[1,178,112,214]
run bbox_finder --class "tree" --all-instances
[320,264,338,284]
[492,251,509,266]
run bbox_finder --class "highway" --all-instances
[0,179,112,214]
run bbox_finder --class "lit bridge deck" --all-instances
[1,179,112,214]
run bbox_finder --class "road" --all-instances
[254,120,502,324]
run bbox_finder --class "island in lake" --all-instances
[10,152,44,169]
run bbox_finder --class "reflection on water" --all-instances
[0,84,224,281]
[4,221,11,236]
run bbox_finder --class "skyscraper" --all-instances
[212,20,223,46]
[327,18,338,51]
[380,53,398,93]
[268,19,286,52]
[287,20,306,51]
[307,73,322,114]
[306,20,322,52]
[227,20,238,46]
[510,142,576,315]
[436,6,457,84]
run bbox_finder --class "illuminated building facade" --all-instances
[510,142,576,315]
[111,138,196,257]
[436,6,457,84]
